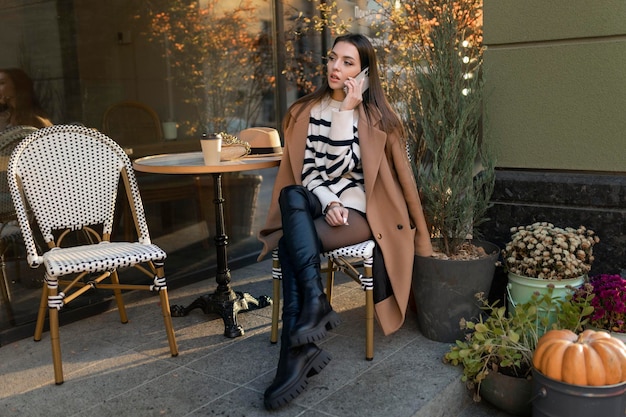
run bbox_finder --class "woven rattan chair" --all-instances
[7,124,178,385]
[0,125,38,324]
[102,100,163,147]
[270,240,375,360]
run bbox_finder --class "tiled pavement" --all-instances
[0,258,515,417]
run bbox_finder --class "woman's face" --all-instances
[326,41,362,99]
[0,72,16,111]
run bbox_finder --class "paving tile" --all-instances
[0,259,517,417]
[0,351,180,417]
[186,386,307,417]
[80,367,238,417]
[185,332,280,386]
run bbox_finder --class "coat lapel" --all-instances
[286,105,310,184]
[357,107,386,202]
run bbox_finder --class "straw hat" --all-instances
[239,127,283,157]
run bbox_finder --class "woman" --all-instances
[257,33,432,410]
[0,68,52,131]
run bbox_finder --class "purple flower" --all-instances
[584,274,626,333]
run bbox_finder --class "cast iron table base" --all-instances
[170,290,271,338]
[169,172,271,338]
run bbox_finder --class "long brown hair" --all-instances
[1,68,51,127]
[285,34,404,137]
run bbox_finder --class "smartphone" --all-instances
[343,67,369,95]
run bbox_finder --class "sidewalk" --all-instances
[0,258,514,417]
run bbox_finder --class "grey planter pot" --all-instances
[412,240,499,343]
[532,369,626,417]
[480,371,532,417]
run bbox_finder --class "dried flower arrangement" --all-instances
[503,222,600,280]
[576,274,626,334]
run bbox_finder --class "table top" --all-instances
[123,138,201,160]
[133,151,281,175]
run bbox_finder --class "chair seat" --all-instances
[43,241,166,277]
[323,240,375,259]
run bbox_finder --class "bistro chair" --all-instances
[7,124,178,385]
[0,125,38,324]
[102,100,163,147]
[270,240,376,360]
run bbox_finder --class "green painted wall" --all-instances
[483,0,626,172]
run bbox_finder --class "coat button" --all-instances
[376,233,382,239]
[397,224,403,230]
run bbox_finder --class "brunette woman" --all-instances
[257,33,432,410]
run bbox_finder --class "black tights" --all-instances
[314,209,371,251]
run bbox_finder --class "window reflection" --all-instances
[0,0,372,339]
[0,0,283,133]
[144,0,277,135]
[0,0,286,338]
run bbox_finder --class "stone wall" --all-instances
[479,170,626,276]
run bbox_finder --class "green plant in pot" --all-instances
[404,0,498,342]
[444,286,594,416]
[503,222,600,318]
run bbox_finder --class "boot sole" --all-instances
[289,310,342,347]
[306,348,332,377]
[264,348,332,410]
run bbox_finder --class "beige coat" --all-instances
[258,100,433,335]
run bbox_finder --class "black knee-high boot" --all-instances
[278,186,341,347]
[264,238,332,411]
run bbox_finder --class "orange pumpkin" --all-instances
[533,329,626,386]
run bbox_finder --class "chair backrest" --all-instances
[0,126,39,221]
[7,125,151,266]
[102,100,163,147]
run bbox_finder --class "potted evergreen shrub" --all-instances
[403,0,499,342]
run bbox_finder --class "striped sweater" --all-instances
[301,97,366,213]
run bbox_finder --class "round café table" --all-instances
[133,152,281,338]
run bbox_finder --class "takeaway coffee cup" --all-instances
[200,133,222,165]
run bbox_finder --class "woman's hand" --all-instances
[325,204,349,227]
[340,76,365,111]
